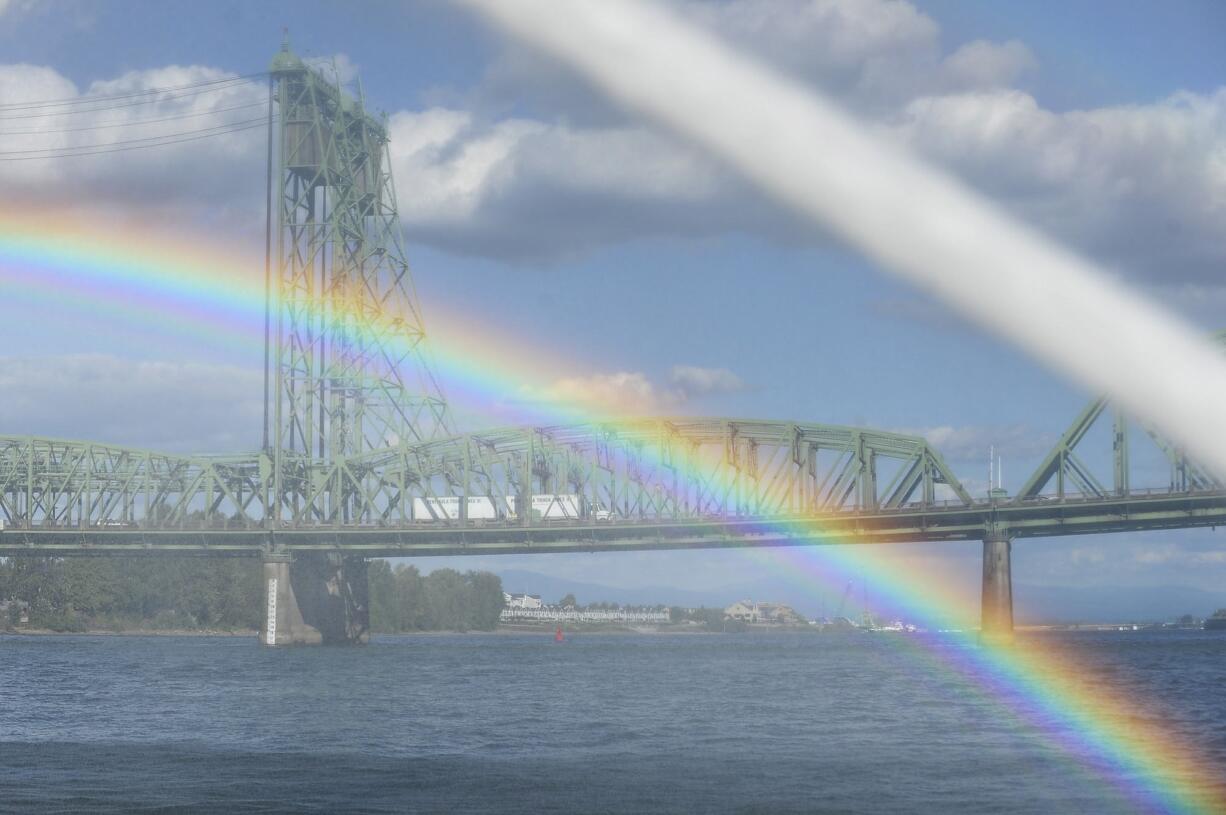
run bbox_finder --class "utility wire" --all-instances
[0,100,268,135]
[0,118,272,161]
[0,114,271,155]
[0,72,266,111]
[0,80,261,121]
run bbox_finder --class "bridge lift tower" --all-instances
[260,41,454,644]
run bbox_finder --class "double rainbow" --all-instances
[1,207,1223,813]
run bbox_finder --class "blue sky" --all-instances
[0,0,1224,605]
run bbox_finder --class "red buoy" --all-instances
[555,626,564,642]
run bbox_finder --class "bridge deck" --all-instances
[4,489,1223,557]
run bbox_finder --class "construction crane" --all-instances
[827,580,856,630]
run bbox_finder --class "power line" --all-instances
[0,72,266,111]
[0,80,263,121]
[0,118,272,161]
[0,114,271,156]
[0,100,268,135]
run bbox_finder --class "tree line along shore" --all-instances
[0,558,505,634]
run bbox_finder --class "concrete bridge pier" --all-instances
[980,532,1014,645]
[260,551,370,646]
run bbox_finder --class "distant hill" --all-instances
[494,569,1226,625]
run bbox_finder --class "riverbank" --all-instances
[2,624,708,638]
[2,627,258,637]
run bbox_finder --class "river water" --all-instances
[1,630,1223,813]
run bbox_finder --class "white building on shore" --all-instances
[500,602,670,625]
[724,600,807,625]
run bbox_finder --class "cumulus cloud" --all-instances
[0,354,262,453]
[941,40,1036,91]
[520,370,663,414]
[1,0,1222,284]
[387,108,754,258]
[889,88,1226,281]
[305,53,360,85]
[0,0,37,17]
[403,0,1222,279]
[669,364,744,396]
[674,0,1037,108]
[1019,532,1226,593]
[0,62,267,238]
[901,423,1056,463]
[513,364,744,415]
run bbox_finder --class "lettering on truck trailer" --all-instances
[410,494,591,521]
[412,496,515,521]
[530,494,581,519]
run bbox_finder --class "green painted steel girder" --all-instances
[1,416,1223,558]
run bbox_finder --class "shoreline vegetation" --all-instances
[5,619,1209,638]
[3,559,1215,637]
[0,557,505,635]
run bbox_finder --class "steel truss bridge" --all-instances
[2,43,1222,641]
[2,411,1224,557]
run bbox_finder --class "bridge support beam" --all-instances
[260,552,370,646]
[980,533,1014,645]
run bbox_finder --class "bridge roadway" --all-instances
[2,487,1225,557]
[3,411,1224,558]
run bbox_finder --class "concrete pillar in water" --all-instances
[260,551,370,646]
[980,532,1014,645]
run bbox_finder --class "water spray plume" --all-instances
[461,0,1226,482]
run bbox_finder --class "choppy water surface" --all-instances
[1,630,1223,813]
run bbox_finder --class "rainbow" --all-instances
[1,207,1223,813]
[0,206,613,427]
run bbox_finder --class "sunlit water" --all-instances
[1,630,1223,813]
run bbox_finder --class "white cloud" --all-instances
[513,364,745,415]
[520,370,663,414]
[410,0,1221,277]
[388,108,737,258]
[941,40,1036,91]
[0,63,267,237]
[305,53,360,85]
[669,364,744,396]
[902,423,1055,463]
[676,0,940,108]
[889,88,1226,280]
[0,354,262,453]
[1019,531,1226,592]
[0,0,37,17]
[1,0,1222,284]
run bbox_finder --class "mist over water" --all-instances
[2,631,1223,813]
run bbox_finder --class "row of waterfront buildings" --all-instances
[501,593,807,626]
[500,593,671,624]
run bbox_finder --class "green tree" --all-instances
[560,593,577,608]
[466,571,505,630]
[394,564,427,630]
[424,568,470,631]
[368,559,399,632]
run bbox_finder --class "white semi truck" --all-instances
[410,494,605,521]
